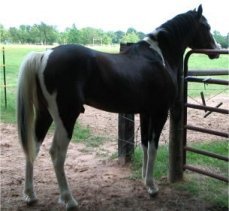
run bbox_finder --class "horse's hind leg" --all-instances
[49,103,79,210]
[24,108,52,205]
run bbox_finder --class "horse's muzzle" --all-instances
[208,53,220,59]
[208,43,221,59]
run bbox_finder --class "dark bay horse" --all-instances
[17,5,219,210]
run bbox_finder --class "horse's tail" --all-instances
[17,51,44,163]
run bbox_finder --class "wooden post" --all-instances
[168,64,184,182]
[117,43,135,164]
[2,47,7,109]
[118,114,135,164]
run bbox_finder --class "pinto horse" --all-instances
[17,5,219,210]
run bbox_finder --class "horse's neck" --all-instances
[161,31,192,72]
[158,22,195,70]
[162,45,185,73]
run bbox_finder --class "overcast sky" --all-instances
[0,0,228,34]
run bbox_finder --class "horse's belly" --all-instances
[85,94,170,114]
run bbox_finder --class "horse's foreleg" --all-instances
[144,112,168,197]
[140,113,149,179]
[140,114,158,196]
[50,112,78,210]
[142,145,148,178]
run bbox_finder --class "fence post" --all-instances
[2,47,7,109]
[118,43,135,164]
[118,114,135,164]
[168,63,184,182]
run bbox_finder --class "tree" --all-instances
[37,22,58,45]
[126,27,137,34]
[121,32,140,43]
[102,34,112,45]
[137,31,145,40]
[79,27,104,45]
[113,31,125,44]
[213,31,228,48]
[65,24,82,44]
[0,24,8,43]
[8,27,21,43]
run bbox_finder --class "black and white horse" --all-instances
[17,5,219,210]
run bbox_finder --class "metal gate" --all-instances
[183,49,229,182]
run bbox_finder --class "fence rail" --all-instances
[186,76,229,85]
[183,49,229,183]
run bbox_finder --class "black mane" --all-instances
[148,10,200,67]
[158,11,198,41]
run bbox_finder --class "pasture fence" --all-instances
[182,49,229,183]
[1,46,7,108]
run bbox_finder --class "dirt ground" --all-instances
[0,96,228,211]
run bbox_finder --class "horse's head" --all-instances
[189,5,220,59]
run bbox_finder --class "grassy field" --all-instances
[187,53,229,98]
[0,44,228,208]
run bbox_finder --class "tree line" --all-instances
[0,22,145,45]
[0,22,228,48]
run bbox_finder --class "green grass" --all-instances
[186,53,229,98]
[70,123,106,148]
[0,45,48,122]
[132,140,228,208]
[188,53,228,70]
[132,144,169,180]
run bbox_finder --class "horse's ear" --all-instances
[197,4,203,19]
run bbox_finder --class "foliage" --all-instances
[6,23,58,45]
[0,23,145,45]
[213,31,229,48]
[121,32,140,43]
[1,22,228,47]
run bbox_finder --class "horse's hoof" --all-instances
[58,195,79,211]
[24,194,38,206]
[147,186,159,197]
[67,206,79,211]
[66,200,79,211]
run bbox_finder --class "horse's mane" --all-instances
[124,10,200,57]
[158,11,198,38]
[147,10,201,62]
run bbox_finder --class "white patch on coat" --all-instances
[143,36,165,66]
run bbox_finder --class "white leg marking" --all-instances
[145,139,159,196]
[24,160,37,205]
[37,50,78,209]
[50,118,78,210]
[142,144,147,179]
